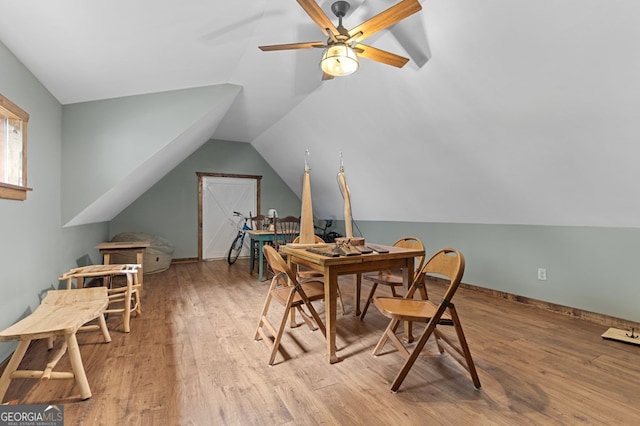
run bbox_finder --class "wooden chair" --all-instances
[250,214,271,270]
[59,264,142,333]
[273,215,300,250]
[372,248,481,392]
[266,215,300,280]
[254,245,326,365]
[251,214,270,231]
[293,235,346,315]
[359,236,426,320]
[291,234,325,279]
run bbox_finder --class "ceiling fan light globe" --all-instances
[320,44,359,77]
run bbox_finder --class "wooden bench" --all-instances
[0,287,111,403]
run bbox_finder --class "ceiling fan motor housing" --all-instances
[331,1,350,18]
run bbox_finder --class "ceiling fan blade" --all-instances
[354,44,409,68]
[259,41,326,51]
[297,0,339,37]
[348,0,422,43]
[322,72,335,81]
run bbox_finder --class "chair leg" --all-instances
[255,278,300,365]
[448,306,481,389]
[390,319,439,392]
[133,289,142,316]
[268,296,297,365]
[385,326,412,360]
[359,283,378,320]
[372,318,401,356]
[419,281,428,300]
[295,305,319,331]
[254,292,274,340]
[269,284,304,365]
[289,308,298,328]
[294,295,326,336]
[122,286,132,333]
[304,301,326,337]
[433,328,446,354]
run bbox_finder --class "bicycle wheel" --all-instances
[227,233,244,265]
[324,232,341,243]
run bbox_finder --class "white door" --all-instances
[202,176,257,260]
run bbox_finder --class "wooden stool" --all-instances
[0,287,111,403]
[96,241,149,290]
[59,264,142,333]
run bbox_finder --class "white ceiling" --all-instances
[2,0,640,227]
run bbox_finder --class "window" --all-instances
[0,94,30,200]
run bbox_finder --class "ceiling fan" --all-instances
[259,0,422,80]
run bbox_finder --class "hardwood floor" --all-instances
[2,259,640,425]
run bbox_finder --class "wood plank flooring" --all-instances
[2,259,640,425]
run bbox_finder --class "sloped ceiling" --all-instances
[61,85,241,226]
[1,0,640,227]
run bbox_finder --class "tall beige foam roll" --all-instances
[299,169,315,243]
[338,169,353,239]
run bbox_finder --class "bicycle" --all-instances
[227,211,252,265]
[314,219,342,243]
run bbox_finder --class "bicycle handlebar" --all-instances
[232,211,252,222]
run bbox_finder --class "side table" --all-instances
[97,241,149,289]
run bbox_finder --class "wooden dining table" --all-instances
[280,243,424,364]
[97,241,149,288]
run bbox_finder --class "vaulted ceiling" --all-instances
[1,0,639,227]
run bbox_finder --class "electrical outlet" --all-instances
[537,268,547,281]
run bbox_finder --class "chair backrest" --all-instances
[262,244,298,285]
[292,235,325,244]
[274,216,300,248]
[59,264,140,289]
[393,236,426,272]
[416,248,465,303]
[251,214,270,231]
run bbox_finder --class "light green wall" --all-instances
[109,134,640,323]
[109,132,640,323]
[0,41,109,362]
[352,221,640,322]
[109,139,302,258]
[61,84,240,226]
